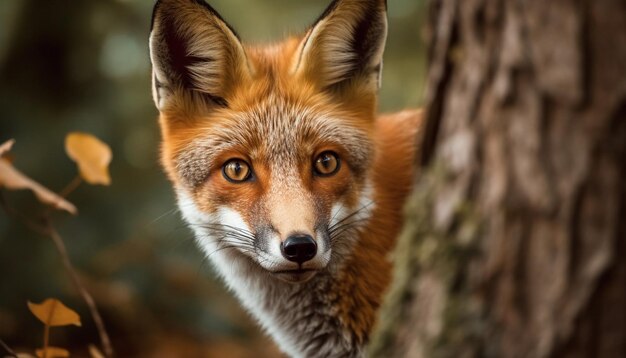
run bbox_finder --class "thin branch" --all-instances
[2,183,114,357]
[0,338,18,358]
[40,175,82,218]
[0,190,48,235]
[43,322,50,358]
[47,223,114,358]
[58,175,82,198]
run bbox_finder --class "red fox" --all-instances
[149,0,422,356]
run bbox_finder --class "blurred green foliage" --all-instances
[0,0,424,356]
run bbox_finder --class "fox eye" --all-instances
[223,159,252,183]
[314,151,340,176]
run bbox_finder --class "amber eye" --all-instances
[222,159,252,183]
[314,151,340,176]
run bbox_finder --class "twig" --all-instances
[43,321,50,358]
[58,175,82,198]
[40,175,82,218]
[2,182,115,357]
[0,191,47,235]
[47,223,114,358]
[0,338,18,358]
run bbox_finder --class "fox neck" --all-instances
[220,255,366,358]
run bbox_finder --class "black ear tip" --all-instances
[150,0,168,31]
[151,0,240,41]
[150,0,210,28]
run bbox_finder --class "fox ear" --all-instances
[293,0,388,92]
[149,0,251,111]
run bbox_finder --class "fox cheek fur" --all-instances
[149,0,422,356]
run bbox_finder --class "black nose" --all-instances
[281,234,317,264]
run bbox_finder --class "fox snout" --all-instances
[260,228,329,283]
[255,193,331,282]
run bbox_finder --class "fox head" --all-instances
[150,0,388,284]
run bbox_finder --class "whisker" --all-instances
[206,244,253,259]
[197,224,256,241]
[325,201,375,256]
[216,240,255,250]
[329,217,370,234]
[329,217,369,236]
[147,207,181,226]
[328,201,374,232]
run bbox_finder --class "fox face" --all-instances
[150,0,387,284]
[172,93,375,284]
[172,96,372,282]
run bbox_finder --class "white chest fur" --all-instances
[177,192,363,357]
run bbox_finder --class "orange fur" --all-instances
[337,109,423,338]
[150,0,422,354]
[157,18,423,348]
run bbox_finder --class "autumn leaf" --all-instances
[0,139,15,157]
[65,133,112,185]
[35,347,70,358]
[27,298,81,327]
[0,159,77,215]
[16,354,37,358]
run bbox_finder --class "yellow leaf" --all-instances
[65,133,112,185]
[88,345,105,358]
[35,347,70,358]
[0,139,15,157]
[27,298,81,327]
[0,159,77,215]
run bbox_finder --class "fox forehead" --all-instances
[157,32,381,189]
[170,92,374,188]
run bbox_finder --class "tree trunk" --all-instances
[369,0,626,357]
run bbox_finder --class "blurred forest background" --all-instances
[0,0,425,356]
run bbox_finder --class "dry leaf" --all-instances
[65,133,112,185]
[35,347,70,358]
[0,139,15,157]
[88,345,105,358]
[0,159,77,215]
[27,298,81,327]
[16,353,38,358]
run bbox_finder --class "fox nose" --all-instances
[281,234,317,264]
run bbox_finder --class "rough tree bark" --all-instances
[370,0,626,357]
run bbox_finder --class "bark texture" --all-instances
[369,0,626,356]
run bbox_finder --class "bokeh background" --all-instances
[0,0,425,356]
